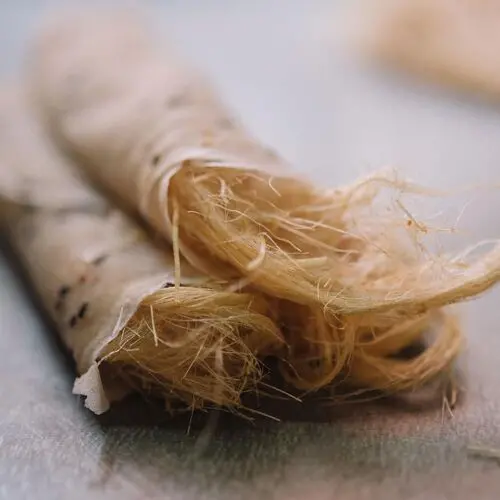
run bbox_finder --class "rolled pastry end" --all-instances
[168,163,500,401]
[96,286,284,412]
[169,163,500,313]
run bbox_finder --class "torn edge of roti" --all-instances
[72,275,170,413]
[73,364,110,413]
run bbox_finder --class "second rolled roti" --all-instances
[359,0,500,99]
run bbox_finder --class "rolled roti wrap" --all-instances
[29,9,500,319]
[358,0,500,99]
[27,9,500,396]
[26,9,393,314]
[0,89,282,414]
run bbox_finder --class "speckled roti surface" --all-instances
[0,90,206,414]
[2,1,500,499]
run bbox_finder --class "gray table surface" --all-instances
[3,1,500,499]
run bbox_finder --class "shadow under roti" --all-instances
[89,373,464,499]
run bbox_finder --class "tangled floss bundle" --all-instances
[26,9,500,400]
[102,286,283,410]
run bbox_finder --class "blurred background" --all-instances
[2,1,500,499]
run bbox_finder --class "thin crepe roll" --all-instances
[27,9,500,396]
[0,89,283,414]
[27,9,351,311]
[28,9,500,321]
